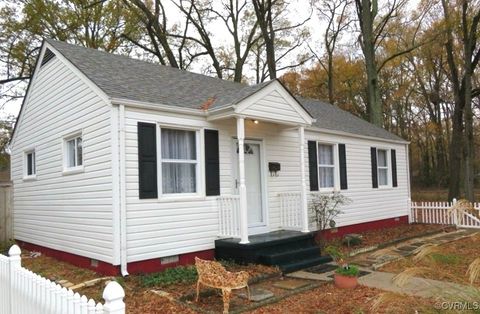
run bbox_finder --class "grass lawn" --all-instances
[380,232,480,286]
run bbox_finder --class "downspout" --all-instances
[119,104,128,276]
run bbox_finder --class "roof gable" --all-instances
[233,80,313,125]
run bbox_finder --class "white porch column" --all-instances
[299,126,309,233]
[237,117,249,244]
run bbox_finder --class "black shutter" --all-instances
[339,144,348,190]
[204,129,220,196]
[308,141,319,191]
[137,122,157,199]
[391,149,398,187]
[371,147,378,188]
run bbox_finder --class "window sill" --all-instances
[377,185,393,190]
[138,195,206,203]
[62,166,84,175]
[23,175,37,181]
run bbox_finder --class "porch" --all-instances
[215,230,332,273]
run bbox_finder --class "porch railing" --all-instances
[278,192,302,230]
[217,195,241,238]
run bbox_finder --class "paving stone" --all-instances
[238,288,274,302]
[396,245,418,251]
[62,282,74,288]
[272,279,310,290]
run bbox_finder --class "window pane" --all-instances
[379,168,388,186]
[67,139,76,167]
[76,137,83,166]
[378,150,387,167]
[161,129,196,160]
[27,153,33,175]
[318,144,334,165]
[162,163,196,193]
[319,167,334,188]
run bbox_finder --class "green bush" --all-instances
[335,264,360,277]
[140,266,198,287]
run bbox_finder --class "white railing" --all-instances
[279,192,302,230]
[0,245,125,314]
[218,195,241,237]
[411,199,480,229]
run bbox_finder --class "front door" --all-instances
[233,139,266,233]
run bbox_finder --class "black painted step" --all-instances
[259,246,321,265]
[280,255,333,273]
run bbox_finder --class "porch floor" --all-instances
[215,230,332,273]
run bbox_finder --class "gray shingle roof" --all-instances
[46,39,406,142]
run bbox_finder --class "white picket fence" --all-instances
[0,245,125,314]
[410,199,480,228]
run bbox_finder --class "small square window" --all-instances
[64,135,83,169]
[24,150,36,177]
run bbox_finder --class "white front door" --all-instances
[233,139,267,233]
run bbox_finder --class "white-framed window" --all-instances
[159,127,199,195]
[377,149,389,186]
[64,134,83,171]
[24,150,36,178]
[317,143,337,189]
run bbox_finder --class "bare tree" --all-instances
[355,0,428,126]
[441,0,480,201]
[252,0,311,80]
[312,0,353,104]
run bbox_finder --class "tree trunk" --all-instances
[448,106,463,200]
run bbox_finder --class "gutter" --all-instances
[307,126,410,145]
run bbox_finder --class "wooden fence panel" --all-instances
[0,184,12,244]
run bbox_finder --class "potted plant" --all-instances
[334,264,360,288]
[325,245,360,289]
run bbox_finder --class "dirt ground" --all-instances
[247,283,436,314]
[17,223,457,313]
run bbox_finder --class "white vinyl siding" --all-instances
[10,54,114,264]
[306,131,408,228]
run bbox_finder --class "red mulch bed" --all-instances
[247,283,435,314]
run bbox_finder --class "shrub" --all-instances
[335,264,360,277]
[140,266,198,287]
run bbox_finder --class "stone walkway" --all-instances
[351,228,478,270]
[287,228,480,300]
[358,271,478,300]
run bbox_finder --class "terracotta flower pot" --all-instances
[334,273,358,289]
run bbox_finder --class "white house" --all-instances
[10,39,410,275]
